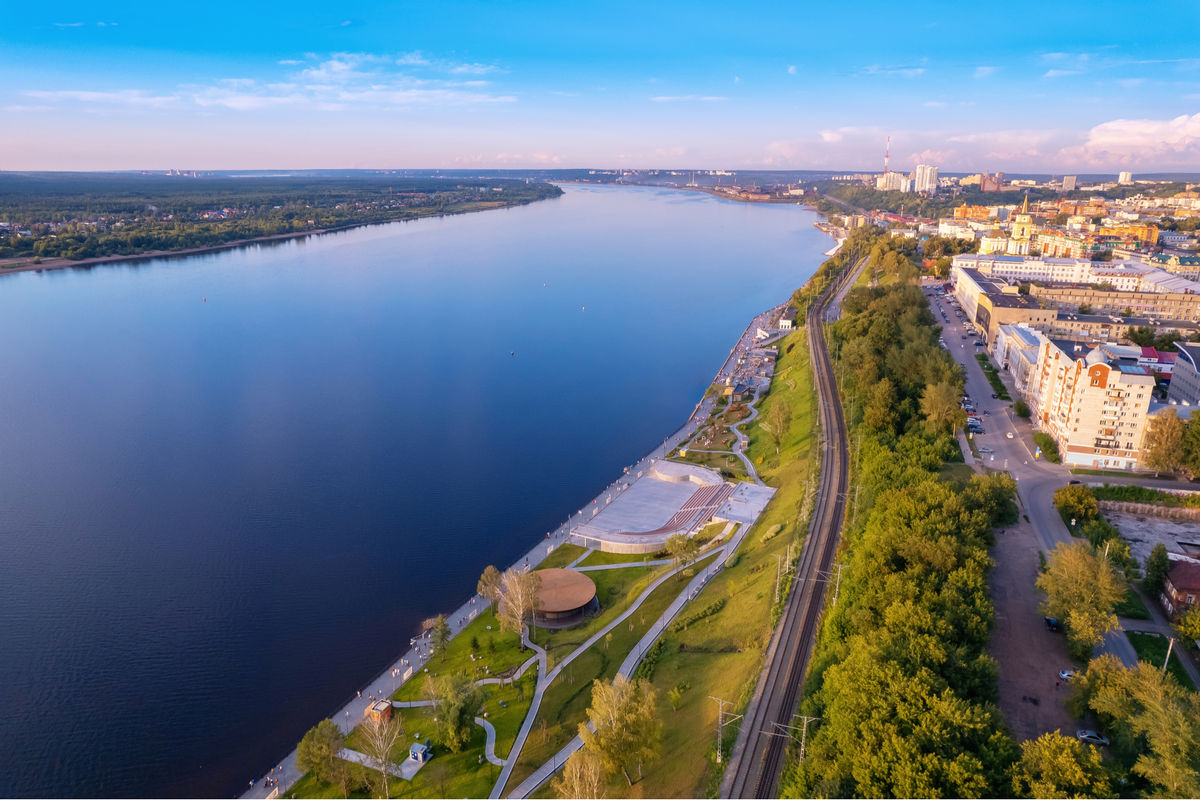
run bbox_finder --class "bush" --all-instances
[1013,400,1030,418]
[1034,432,1061,463]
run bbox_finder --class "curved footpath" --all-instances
[241,302,790,800]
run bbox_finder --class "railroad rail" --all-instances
[721,257,864,798]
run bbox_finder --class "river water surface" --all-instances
[0,184,828,797]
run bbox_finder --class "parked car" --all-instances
[1044,616,1061,631]
[1076,730,1109,746]
[1058,669,1076,681]
[1006,432,1014,439]
[991,393,999,399]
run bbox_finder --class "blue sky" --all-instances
[2,0,1199,172]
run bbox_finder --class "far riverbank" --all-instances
[0,198,556,277]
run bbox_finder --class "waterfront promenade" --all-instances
[241,303,789,799]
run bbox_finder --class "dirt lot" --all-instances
[1105,510,1200,565]
[989,515,1079,742]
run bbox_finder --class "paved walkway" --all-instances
[505,522,756,798]
[476,718,505,766]
[574,558,672,571]
[498,390,772,798]
[338,747,425,780]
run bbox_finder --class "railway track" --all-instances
[721,258,863,798]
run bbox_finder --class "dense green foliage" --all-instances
[1090,483,1200,508]
[780,242,1018,797]
[1069,654,1200,797]
[1034,432,1062,463]
[0,173,561,260]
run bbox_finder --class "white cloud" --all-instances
[649,95,727,102]
[1059,112,1200,168]
[860,64,925,77]
[733,76,740,84]
[1043,69,1081,78]
[24,89,178,108]
[52,22,85,27]
[923,100,946,108]
[448,63,498,75]
[395,52,430,66]
[787,65,796,75]
[973,66,996,78]
[1118,78,1144,88]
[278,59,304,65]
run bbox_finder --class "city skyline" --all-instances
[2,0,1199,172]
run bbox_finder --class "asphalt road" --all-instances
[921,280,1180,669]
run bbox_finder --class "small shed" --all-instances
[409,741,432,763]
[365,700,392,723]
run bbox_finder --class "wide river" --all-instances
[0,184,828,797]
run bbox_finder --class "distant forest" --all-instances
[0,173,562,261]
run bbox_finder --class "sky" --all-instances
[2,0,1199,173]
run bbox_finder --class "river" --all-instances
[0,184,829,797]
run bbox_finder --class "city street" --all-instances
[921,278,1199,739]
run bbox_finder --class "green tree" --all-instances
[1127,326,1156,347]
[477,564,503,605]
[1013,399,1031,418]
[919,379,965,434]
[431,613,451,662]
[1143,408,1186,475]
[1181,411,1200,480]
[1142,543,1171,596]
[423,673,480,753]
[1175,607,1200,644]
[760,399,791,454]
[1011,730,1111,799]
[862,377,898,433]
[665,533,700,568]
[578,675,662,786]
[1053,484,1100,526]
[1084,659,1200,797]
[1037,542,1124,660]
[296,718,345,785]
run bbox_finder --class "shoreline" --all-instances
[239,299,801,800]
[230,192,835,799]
[0,199,548,278]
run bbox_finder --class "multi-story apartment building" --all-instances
[914,164,938,194]
[1027,339,1155,470]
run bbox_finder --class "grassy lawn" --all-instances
[973,353,1012,401]
[1069,468,1166,478]
[669,451,750,481]
[1115,587,1152,620]
[939,462,978,483]
[288,705,501,799]
[1126,631,1196,690]
[550,327,817,799]
[577,549,663,568]
[391,610,529,702]
[502,558,715,795]
[538,543,588,569]
[537,566,661,667]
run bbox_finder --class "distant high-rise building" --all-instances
[914,164,939,194]
[1062,175,1077,192]
[876,170,910,192]
[1118,171,1133,185]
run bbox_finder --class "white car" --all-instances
[1076,730,1109,746]
[1006,432,1014,439]
[1058,669,1076,681]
